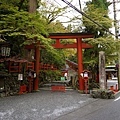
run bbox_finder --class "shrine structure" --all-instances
[25,33,94,91]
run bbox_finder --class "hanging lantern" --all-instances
[1,46,11,57]
[18,74,23,80]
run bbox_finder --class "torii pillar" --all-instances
[34,42,40,91]
[77,38,84,90]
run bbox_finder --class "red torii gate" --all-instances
[49,33,93,91]
[26,33,93,91]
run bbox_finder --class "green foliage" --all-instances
[37,1,70,33]
[38,0,67,24]
[82,4,112,37]
[88,0,111,10]
[41,49,65,69]
[0,0,51,56]
[39,70,62,83]
[47,20,68,33]
[1,0,29,11]
[76,0,117,77]
[83,36,120,70]
[1,9,48,38]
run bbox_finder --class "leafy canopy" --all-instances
[81,0,120,71]
[0,0,71,69]
[0,0,57,57]
[82,4,112,37]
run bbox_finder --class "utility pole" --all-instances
[113,0,118,39]
[79,0,82,11]
[113,0,120,89]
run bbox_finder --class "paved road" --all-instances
[0,90,119,120]
[56,93,120,120]
[0,90,96,120]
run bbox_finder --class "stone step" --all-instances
[39,86,74,91]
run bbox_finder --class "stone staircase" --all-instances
[39,81,74,91]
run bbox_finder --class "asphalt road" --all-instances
[81,94,120,120]
[56,93,120,120]
[0,90,96,120]
[0,90,120,120]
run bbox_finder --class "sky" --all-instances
[48,0,120,35]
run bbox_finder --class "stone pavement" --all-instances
[0,90,97,120]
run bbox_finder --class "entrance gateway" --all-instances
[25,33,94,91]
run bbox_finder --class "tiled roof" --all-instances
[0,57,28,63]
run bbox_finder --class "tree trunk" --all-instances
[29,0,37,13]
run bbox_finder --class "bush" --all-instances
[90,89,115,99]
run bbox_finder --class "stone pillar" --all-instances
[99,51,106,89]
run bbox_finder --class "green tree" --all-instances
[67,0,120,83]
[0,0,72,67]
[89,0,111,10]
[37,1,78,67]
[0,0,50,56]
[82,3,112,37]
[47,20,68,33]
[80,0,120,82]
[83,37,119,66]
[38,1,65,23]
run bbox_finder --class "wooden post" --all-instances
[99,51,106,89]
